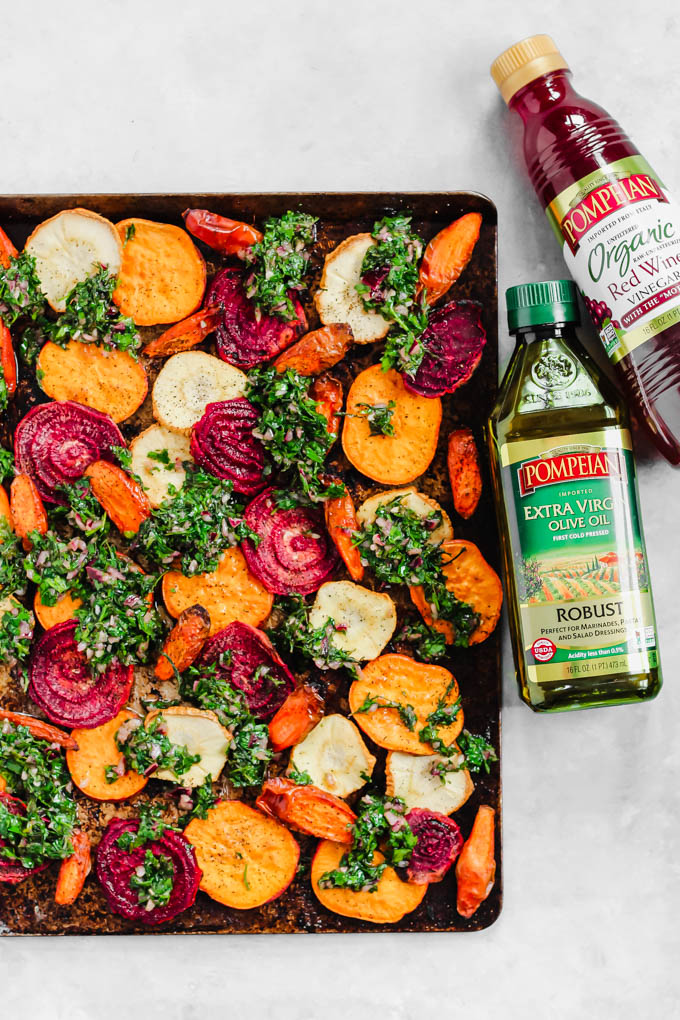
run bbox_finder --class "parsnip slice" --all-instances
[152,351,248,434]
[315,233,390,343]
[385,749,474,815]
[130,424,193,507]
[144,706,231,788]
[356,487,453,546]
[288,715,375,798]
[308,581,396,662]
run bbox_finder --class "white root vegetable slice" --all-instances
[308,581,396,662]
[152,351,248,435]
[315,233,390,344]
[356,487,453,546]
[144,706,231,788]
[385,749,474,815]
[288,715,375,798]
[129,424,193,507]
[25,208,122,312]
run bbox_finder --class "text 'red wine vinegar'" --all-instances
[491,35,680,464]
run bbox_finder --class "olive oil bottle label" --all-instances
[546,155,680,364]
[500,427,658,685]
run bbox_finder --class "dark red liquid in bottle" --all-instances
[504,62,680,463]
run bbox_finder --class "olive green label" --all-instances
[501,427,658,683]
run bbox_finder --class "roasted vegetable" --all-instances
[447,428,482,519]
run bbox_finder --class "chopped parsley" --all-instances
[113,445,132,470]
[147,448,173,470]
[457,730,498,774]
[417,678,462,756]
[115,801,178,850]
[268,595,358,674]
[0,446,13,482]
[178,775,217,826]
[47,267,140,355]
[0,252,47,327]
[355,400,396,436]
[0,521,26,598]
[0,601,34,666]
[0,366,7,413]
[354,693,417,732]
[248,367,344,503]
[129,849,174,909]
[135,467,255,576]
[125,223,136,243]
[243,211,317,320]
[113,715,201,781]
[55,478,111,538]
[288,769,313,786]
[393,619,448,662]
[24,531,90,607]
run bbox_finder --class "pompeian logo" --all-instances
[561,173,667,254]
[518,449,622,497]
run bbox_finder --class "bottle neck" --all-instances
[508,70,575,121]
[511,322,578,345]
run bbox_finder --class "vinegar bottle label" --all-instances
[546,156,680,363]
[500,426,659,686]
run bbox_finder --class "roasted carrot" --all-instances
[10,474,48,550]
[154,604,211,681]
[0,323,16,398]
[182,209,263,255]
[54,830,92,906]
[84,460,151,534]
[273,324,354,376]
[447,428,482,519]
[418,213,482,304]
[0,709,78,750]
[310,374,343,439]
[0,225,17,269]
[455,804,496,918]
[0,486,10,528]
[143,305,222,358]
[324,491,364,582]
[256,778,356,843]
[268,685,324,752]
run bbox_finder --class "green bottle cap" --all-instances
[506,279,580,331]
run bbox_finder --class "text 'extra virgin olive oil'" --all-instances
[487,281,661,712]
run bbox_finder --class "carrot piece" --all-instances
[310,373,343,439]
[324,491,364,582]
[0,225,17,269]
[0,323,16,398]
[84,460,151,534]
[349,653,463,754]
[448,428,482,519]
[33,589,83,630]
[273,323,354,376]
[418,213,482,304]
[142,305,222,358]
[66,709,148,801]
[185,800,299,909]
[182,209,263,255]
[54,830,92,906]
[342,365,442,485]
[162,547,273,636]
[268,684,324,752]
[0,486,10,528]
[311,840,426,924]
[10,473,48,550]
[114,219,206,326]
[0,709,78,750]
[37,341,148,424]
[154,604,211,681]
[456,804,496,918]
[256,778,356,843]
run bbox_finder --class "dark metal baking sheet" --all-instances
[0,192,500,935]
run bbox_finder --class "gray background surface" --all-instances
[0,0,677,1016]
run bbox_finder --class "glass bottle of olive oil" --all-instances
[487,280,661,711]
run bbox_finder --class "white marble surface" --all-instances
[1,0,678,1016]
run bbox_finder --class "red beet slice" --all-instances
[96,818,201,926]
[29,621,134,729]
[405,807,463,884]
[190,399,266,495]
[0,794,50,884]
[208,267,306,369]
[242,488,338,595]
[403,301,486,399]
[15,400,125,504]
[199,621,295,721]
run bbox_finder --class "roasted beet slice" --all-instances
[0,794,50,884]
[208,267,306,369]
[29,621,134,729]
[404,301,486,399]
[405,807,463,884]
[15,400,124,504]
[96,817,201,926]
[242,488,338,595]
[190,399,266,495]
[199,621,295,721]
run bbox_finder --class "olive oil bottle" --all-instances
[487,280,661,711]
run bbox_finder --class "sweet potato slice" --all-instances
[37,340,148,423]
[0,485,10,527]
[185,800,299,909]
[54,829,91,906]
[114,219,206,326]
[256,778,356,843]
[448,428,482,519]
[273,323,354,376]
[349,653,463,754]
[268,684,324,752]
[0,709,78,750]
[418,213,482,304]
[84,459,151,534]
[311,840,426,924]
[142,305,222,358]
[10,473,48,550]
[324,491,364,582]
[154,604,211,681]
[342,365,441,484]
[162,547,273,636]
[33,589,83,630]
[66,709,148,801]
[456,804,496,918]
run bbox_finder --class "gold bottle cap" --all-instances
[490,35,569,105]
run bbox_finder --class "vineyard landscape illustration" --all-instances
[517,549,648,603]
